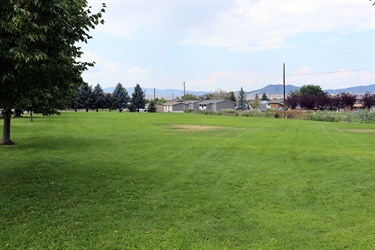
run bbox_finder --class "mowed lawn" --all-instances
[1,112,374,249]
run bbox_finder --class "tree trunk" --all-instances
[14,108,22,118]
[30,110,34,122]
[1,109,13,145]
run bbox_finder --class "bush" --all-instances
[264,109,275,118]
[189,108,375,124]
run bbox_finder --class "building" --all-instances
[198,100,236,112]
[268,100,285,110]
[162,101,186,112]
[185,100,200,110]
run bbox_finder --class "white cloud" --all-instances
[320,36,339,44]
[286,68,374,89]
[128,67,155,75]
[181,0,373,51]
[185,69,270,92]
[81,51,156,88]
[82,1,374,92]
[294,66,313,75]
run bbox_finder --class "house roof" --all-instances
[185,100,200,104]
[163,101,184,106]
[268,100,284,105]
[198,100,235,104]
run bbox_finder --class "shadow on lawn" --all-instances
[1,135,141,217]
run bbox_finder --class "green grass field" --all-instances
[1,112,374,249]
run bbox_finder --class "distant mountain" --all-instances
[247,84,299,95]
[103,84,374,100]
[245,84,375,99]
[324,84,374,95]
[103,87,207,100]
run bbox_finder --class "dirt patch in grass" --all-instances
[170,124,229,132]
[343,129,375,133]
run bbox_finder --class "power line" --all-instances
[286,67,375,76]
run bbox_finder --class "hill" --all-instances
[103,84,374,100]
[246,84,300,99]
[246,84,375,100]
[324,84,375,95]
[103,87,206,100]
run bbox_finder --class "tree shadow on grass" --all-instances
[0,135,146,247]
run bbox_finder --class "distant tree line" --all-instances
[71,82,149,112]
[286,85,375,110]
[179,89,237,102]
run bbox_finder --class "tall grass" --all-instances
[191,109,375,124]
[1,112,374,249]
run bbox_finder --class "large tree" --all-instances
[92,84,105,112]
[362,92,375,110]
[77,82,94,112]
[129,84,146,112]
[299,84,324,96]
[287,85,327,110]
[335,92,357,110]
[103,92,115,111]
[225,91,236,102]
[286,91,299,109]
[212,89,227,100]
[0,0,105,144]
[112,83,130,112]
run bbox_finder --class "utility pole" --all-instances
[283,63,286,119]
[153,87,155,100]
[182,81,186,112]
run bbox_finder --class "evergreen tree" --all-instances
[71,86,80,112]
[77,82,94,112]
[112,83,130,112]
[147,100,157,113]
[130,84,146,112]
[103,93,114,112]
[92,84,105,112]
[261,93,269,100]
[237,87,246,110]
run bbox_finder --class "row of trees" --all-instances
[71,83,147,112]
[179,89,236,102]
[70,85,253,112]
[180,89,268,103]
[286,85,375,110]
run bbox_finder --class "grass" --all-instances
[1,111,374,249]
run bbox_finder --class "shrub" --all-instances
[190,108,375,124]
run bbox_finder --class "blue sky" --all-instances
[81,0,375,92]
